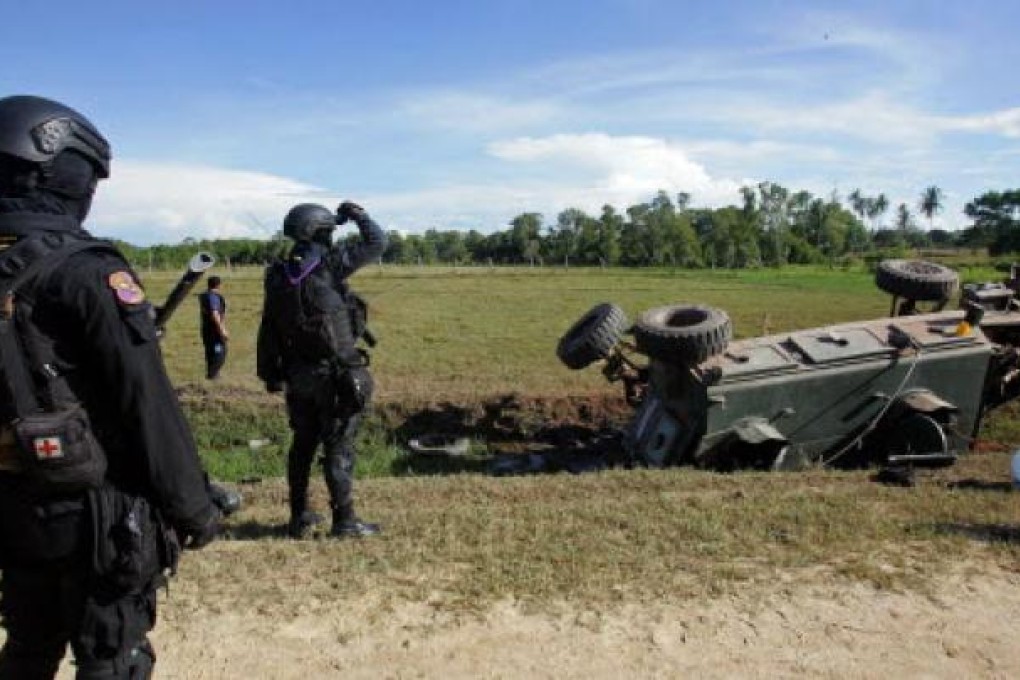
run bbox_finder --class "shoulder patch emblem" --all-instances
[108,271,146,305]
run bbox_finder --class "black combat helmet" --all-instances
[0,95,110,179]
[283,203,336,242]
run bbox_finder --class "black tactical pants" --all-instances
[0,559,157,679]
[284,365,367,524]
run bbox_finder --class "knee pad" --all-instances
[335,366,373,415]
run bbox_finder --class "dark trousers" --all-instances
[202,333,227,380]
[284,371,364,524]
[0,561,157,679]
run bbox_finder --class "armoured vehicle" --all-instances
[557,260,1020,471]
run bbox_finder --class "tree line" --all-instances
[113,184,1020,270]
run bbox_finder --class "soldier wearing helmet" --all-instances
[258,200,387,538]
[0,95,220,679]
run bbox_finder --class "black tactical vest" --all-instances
[264,253,363,368]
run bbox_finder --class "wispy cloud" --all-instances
[941,107,1020,138]
[90,161,338,243]
[398,92,562,133]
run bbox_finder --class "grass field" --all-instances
[153,261,1007,397]
[134,262,1020,604]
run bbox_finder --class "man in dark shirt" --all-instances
[0,95,219,679]
[257,201,386,538]
[198,275,229,380]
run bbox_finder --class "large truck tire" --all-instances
[556,303,629,370]
[633,304,731,365]
[876,260,959,302]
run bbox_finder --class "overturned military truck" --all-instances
[557,260,1020,471]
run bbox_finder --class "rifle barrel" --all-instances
[153,252,215,331]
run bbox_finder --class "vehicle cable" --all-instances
[819,340,924,468]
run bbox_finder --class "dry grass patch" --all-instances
[188,447,1020,618]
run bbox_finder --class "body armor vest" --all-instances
[264,253,365,368]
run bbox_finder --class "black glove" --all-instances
[208,482,242,517]
[182,509,222,550]
[337,200,366,225]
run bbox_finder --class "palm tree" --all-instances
[919,185,943,230]
[895,203,913,232]
[848,189,867,223]
[865,193,889,231]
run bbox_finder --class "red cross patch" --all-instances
[33,436,64,460]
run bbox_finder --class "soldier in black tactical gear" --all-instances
[0,95,220,679]
[257,201,387,539]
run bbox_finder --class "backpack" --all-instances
[0,232,117,497]
[264,255,370,367]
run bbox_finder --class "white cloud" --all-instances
[697,90,1020,149]
[680,139,842,167]
[941,107,1020,138]
[367,133,746,232]
[488,133,744,205]
[713,91,935,144]
[89,161,339,243]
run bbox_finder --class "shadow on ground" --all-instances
[945,479,1015,493]
[220,520,288,541]
[929,522,1020,545]
[387,394,633,477]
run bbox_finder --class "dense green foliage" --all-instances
[113,184,1020,271]
[962,189,1020,255]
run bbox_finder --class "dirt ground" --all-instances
[51,562,1020,679]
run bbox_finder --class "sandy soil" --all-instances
[52,564,1020,679]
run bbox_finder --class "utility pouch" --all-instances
[13,405,107,497]
[88,486,180,594]
[347,291,369,341]
[334,365,374,417]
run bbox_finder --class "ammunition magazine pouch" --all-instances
[0,485,88,566]
[88,486,181,595]
[347,291,376,347]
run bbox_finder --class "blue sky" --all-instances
[2,0,1018,244]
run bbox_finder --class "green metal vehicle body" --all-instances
[626,309,1008,470]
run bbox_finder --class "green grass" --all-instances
[154,263,899,397]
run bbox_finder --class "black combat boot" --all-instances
[330,507,380,538]
[287,510,324,538]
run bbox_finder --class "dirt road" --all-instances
[52,563,1015,679]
